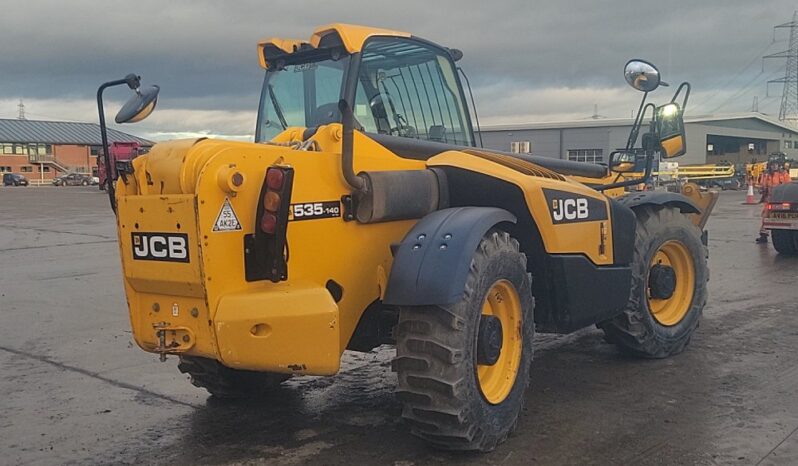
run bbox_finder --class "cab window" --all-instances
[256,55,349,142]
[354,38,473,146]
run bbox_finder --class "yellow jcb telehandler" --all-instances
[97,24,715,451]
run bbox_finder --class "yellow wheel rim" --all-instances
[476,280,523,405]
[647,240,695,326]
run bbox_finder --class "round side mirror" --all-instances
[624,60,661,92]
[115,85,160,124]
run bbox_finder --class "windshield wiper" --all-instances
[268,84,288,129]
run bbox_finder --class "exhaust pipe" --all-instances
[338,99,366,191]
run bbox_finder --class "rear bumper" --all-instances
[127,281,341,376]
[214,280,341,375]
[764,218,798,230]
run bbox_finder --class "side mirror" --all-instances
[656,102,686,158]
[115,85,160,124]
[609,150,638,173]
[624,59,663,93]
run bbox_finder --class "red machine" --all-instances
[98,142,142,190]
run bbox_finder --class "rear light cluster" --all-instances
[244,165,294,282]
[260,167,290,234]
[767,202,795,211]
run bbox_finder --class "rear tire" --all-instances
[177,356,289,399]
[394,230,534,451]
[772,230,798,255]
[600,206,708,358]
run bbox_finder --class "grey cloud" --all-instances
[1,0,796,132]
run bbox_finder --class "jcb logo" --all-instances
[131,233,189,263]
[551,198,589,221]
[543,188,608,225]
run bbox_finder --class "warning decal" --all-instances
[213,197,242,232]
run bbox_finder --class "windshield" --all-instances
[354,38,474,146]
[256,55,350,142]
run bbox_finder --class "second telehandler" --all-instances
[99,24,715,451]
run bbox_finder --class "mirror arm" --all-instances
[97,78,132,213]
[623,93,649,155]
[670,82,691,108]
[597,103,657,192]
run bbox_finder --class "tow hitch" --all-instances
[152,322,195,362]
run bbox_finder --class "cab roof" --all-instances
[257,23,411,69]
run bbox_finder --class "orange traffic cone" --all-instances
[745,184,757,204]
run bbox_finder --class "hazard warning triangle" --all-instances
[213,197,242,232]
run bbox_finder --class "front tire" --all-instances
[772,230,798,255]
[177,356,289,399]
[600,206,708,358]
[394,230,534,451]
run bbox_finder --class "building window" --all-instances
[90,145,102,156]
[20,166,33,173]
[2,144,13,154]
[0,166,11,172]
[37,166,50,173]
[510,141,532,153]
[567,148,603,163]
[786,141,793,150]
[14,144,27,155]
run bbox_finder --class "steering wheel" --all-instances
[369,93,411,136]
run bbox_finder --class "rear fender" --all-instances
[619,191,700,215]
[383,207,516,306]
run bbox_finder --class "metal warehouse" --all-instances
[478,113,798,165]
[0,118,151,184]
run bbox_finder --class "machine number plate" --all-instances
[289,201,341,221]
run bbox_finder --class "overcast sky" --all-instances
[1,0,796,140]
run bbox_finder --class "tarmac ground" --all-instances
[1,186,797,465]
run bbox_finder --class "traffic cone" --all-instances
[745,184,757,204]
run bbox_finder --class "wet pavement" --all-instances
[1,186,797,465]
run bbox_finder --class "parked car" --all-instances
[52,173,93,186]
[2,173,29,186]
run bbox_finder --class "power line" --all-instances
[697,39,782,111]
[707,64,786,114]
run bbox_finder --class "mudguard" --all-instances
[383,207,516,306]
[618,191,701,214]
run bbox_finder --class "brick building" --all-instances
[0,119,151,184]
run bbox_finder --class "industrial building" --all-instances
[478,112,798,166]
[0,118,151,184]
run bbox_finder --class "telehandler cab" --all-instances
[99,24,715,451]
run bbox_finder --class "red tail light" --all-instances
[266,169,284,190]
[260,212,277,234]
